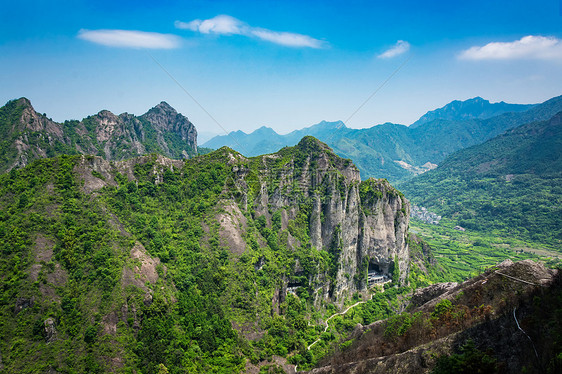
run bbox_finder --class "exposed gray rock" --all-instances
[410,282,458,308]
[231,137,410,305]
[1,98,198,173]
[141,101,197,155]
[44,317,57,343]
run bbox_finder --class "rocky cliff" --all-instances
[0,98,198,172]
[226,136,410,304]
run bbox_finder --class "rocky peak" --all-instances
[15,97,32,108]
[96,109,118,119]
[142,101,179,123]
[17,98,64,138]
[141,102,197,150]
[154,101,176,113]
[294,136,360,182]
[93,110,121,143]
[465,96,487,104]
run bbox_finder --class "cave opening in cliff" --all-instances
[368,261,382,274]
[368,260,389,286]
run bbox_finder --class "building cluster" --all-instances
[410,205,441,225]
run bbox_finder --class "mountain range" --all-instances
[410,96,535,128]
[204,96,562,182]
[0,98,198,173]
[3,95,561,184]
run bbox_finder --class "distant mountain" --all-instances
[410,96,535,128]
[204,95,562,182]
[0,98,198,173]
[203,121,350,156]
[197,130,222,144]
[399,111,562,245]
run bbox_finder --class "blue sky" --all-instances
[1,0,562,136]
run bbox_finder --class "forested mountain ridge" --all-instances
[203,95,562,182]
[0,136,411,373]
[410,96,535,128]
[399,111,562,246]
[0,98,198,173]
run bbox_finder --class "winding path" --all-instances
[307,296,372,350]
[294,297,372,373]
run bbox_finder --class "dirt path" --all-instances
[307,296,371,351]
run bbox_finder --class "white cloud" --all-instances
[378,40,410,59]
[175,14,325,48]
[251,29,324,48]
[175,15,245,35]
[78,29,181,49]
[459,35,562,60]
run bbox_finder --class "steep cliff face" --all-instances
[0,98,198,172]
[228,136,410,303]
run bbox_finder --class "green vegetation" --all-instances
[431,340,499,374]
[409,220,558,282]
[0,138,390,373]
[0,157,141,373]
[400,113,562,247]
[2,95,561,373]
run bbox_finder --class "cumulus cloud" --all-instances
[175,14,325,48]
[459,35,562,60]
[378,40,410,59]
[78,29,181,49]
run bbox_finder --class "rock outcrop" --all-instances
[410,282,458,308]
[307,260,560,374]
[44,318,57,343]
